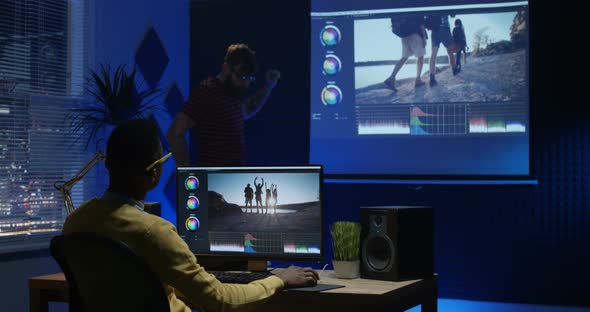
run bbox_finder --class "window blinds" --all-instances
[0,0,89,253]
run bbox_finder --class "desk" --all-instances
[28,271,437,312]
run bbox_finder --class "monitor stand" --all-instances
[247,260,267,272]
[198,256,268,272]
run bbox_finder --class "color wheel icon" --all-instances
[185,176,199,190]
[322,54,342,75]
[320,25,341,47]
[185,217,200,231]
[186,196,199,210]
[321,85,343,106]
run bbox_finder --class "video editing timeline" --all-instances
[311,2,529,131]
[356,102,526,136]
[176,166,323,260]
[357,104,468,135]
[209,232,321,254]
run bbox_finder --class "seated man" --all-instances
[63,119,319,312]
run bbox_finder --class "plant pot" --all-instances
[332,260,360,279]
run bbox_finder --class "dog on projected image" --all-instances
[207,173,321,233]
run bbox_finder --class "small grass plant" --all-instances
[330,221,361,261]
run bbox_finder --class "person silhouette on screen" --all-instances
[384,15,428,91]
[271,183,278,214]
[254,177,264,213]
[244,183,254,212]
[63,119,319,312]
[167,43,281,167]
[452,18,467,72]
[265,182,272,214]
[425,14,457,86]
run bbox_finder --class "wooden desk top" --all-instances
[296,270,422,294]
[28,271,437,312]
[29,271,430,294]
[28,273,67,291]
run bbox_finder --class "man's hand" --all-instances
[265,69,281,89]
[243,69,280,118]
[273,266,319,289]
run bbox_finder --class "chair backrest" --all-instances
[50,233,170,312]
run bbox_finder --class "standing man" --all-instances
[167,43,281,166]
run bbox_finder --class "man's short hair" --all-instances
[224,43,257,74]
[106,119,162,175]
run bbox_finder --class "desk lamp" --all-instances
[54,151,105,215]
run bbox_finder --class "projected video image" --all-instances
[355,11,527,105]
[206,172,321,233]
[310,1,530,176]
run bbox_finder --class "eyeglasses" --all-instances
[145,152,172,171]
[231,66,256,82]
[239,74,256,82]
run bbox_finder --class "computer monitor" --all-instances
[176,165,324,266]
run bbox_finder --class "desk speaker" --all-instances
[360,206,433,281]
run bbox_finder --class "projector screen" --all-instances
[310,0,530,178]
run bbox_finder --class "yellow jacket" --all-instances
[63,198,284,312]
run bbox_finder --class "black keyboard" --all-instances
[212,271,274,284]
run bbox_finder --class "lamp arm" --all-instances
[55,150,105,215]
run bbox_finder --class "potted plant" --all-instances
[70,64,162,149]
[330,221,361,279]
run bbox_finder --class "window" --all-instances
[0,0,89,253]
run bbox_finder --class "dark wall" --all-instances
[190,0,589,306]
[0,250,66,312]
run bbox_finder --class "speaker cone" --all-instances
[364,235,394,272]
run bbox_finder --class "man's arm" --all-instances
[145,221,286,312]
[242,69,280,120]
[167,112,195,167]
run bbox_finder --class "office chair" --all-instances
[50,233,170,312]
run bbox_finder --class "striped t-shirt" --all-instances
[182,77,245,165]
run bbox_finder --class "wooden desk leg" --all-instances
[29,288,48,312]
[421,298,437,312]
[421,277,438,312]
